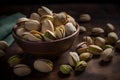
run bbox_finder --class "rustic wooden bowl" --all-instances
[12,25,80,57]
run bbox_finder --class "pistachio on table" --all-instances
[79,52,93,61]
[79,26,87,34]
[115,40,120,50]
[94,37,106,47]
[33,59,53,72]
[106,23,115,33]
[107,32,118,44]
[59,64,73,74]
[79,14,91,22]
[102,45,113,50]
[68,52,80,66]
[101,48,114,62]
[13,64,31,77]
[83,36,93,45]
[91,27,104,36]
[75,61,87,71]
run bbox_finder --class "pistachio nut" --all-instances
[41,19,54,33]
[0,41,9,50]
[13,64,31,76]
[17,17,29,24]
[59,64,73,74]
[106,23,115,33]
[37,6,53,16]
[79,14,91,22]
[8,55,21,67]
[91,27,104,36]
[16,27,26,36]
[87,45,103,55]
[30,13,40,21]
[76,42,88,54]
[68,52,80,66]
[75,61,87,71]
[30,30,43,40]
[53,12,67,26]
[25,20,40,31]
[67,14,76,26]
[94,37,105,47]
[44,30,56,41]
[83,36,93,45]
[79,52,93,61]
[64,22,76,36]
[0,49,6,58]
[101,48,114,62]
[55,25,65,38]
[22,32,42,41]
[102,45,113,50]
[115,40,120,50]
[33,59,53,72]
[107,32,118,44]
[79,26,87,34]
[40,15,53,22]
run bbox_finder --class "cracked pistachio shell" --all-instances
[16,27,26,36]
[30,30,43,40]
[55,25,65,39]
[30,13,40,21]
[91,27,104,36]
[79,52,93,61]
[79,26,87,34]
[67,15,76,26]
[25,20,40,31]
[0,49,6,58]
[13,64,31,76]
[17,17,29,24]
[75,61,87,71]
[115,40,120,50]
[38,6,53,16]
[40,15,53,22]
[106,23,115,33]
[0,41,9,50]
[64,22,76,36]
[53,12,67,26]
[68,52,80,66]
[83,36,93,45]
[8,55,21,67]
[94,37,105,47]
[76,42,88,54]
[22,32,42,41]
[101,48,114,62]
[59,64,73,74]
[87,45,103,55]
[41,19,54,33]
[79,14,91,22]
[107,32,118,44]
[34,59,53,72]
[103,45,113,50]
[44,30,56,41]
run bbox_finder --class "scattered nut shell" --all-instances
[79,14,91,22]
[75,61,87,71]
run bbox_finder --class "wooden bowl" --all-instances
[12,25,80,57]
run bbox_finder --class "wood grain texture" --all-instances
[0,4,120,80]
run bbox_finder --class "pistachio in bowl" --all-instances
[12,6,80,57]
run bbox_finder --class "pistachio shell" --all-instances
[103,45,113,50]
[68,52,80,66]
[101,48,114,62]
[17,17,29,24]
[115,40,120,50]
[16,27,26,36]
[22,32,42,41]
[30,13,40,21]
[87,45,103,55]
[13,64,31,76]
[107,32,118,44]
[83,36,93,45]
[25,20,40,31]
[79,26,87,34]
[44,30,56,41]
[94,37,105,47]
[33,59,53,72]
[91,27,104,36]
[55,25,65,38]
[65,22,76,36]
[75,61,87,71]
[79,52,93,61]
[0,49,6,57]
[59,64,73,74]
[8,55,21,67]
[106,23,115,33]
[0,41,9,50]
[41,19,54,33]
[79,14,91,22]
[40,15,53,22]
[67,15,76,26]
[38,6,53,16]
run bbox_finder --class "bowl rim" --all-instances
[12,24,80,44]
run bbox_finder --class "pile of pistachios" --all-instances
[15,6,77,42]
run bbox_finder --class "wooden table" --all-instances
[0,4,120,80]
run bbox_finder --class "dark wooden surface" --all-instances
[0,4,120,80]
